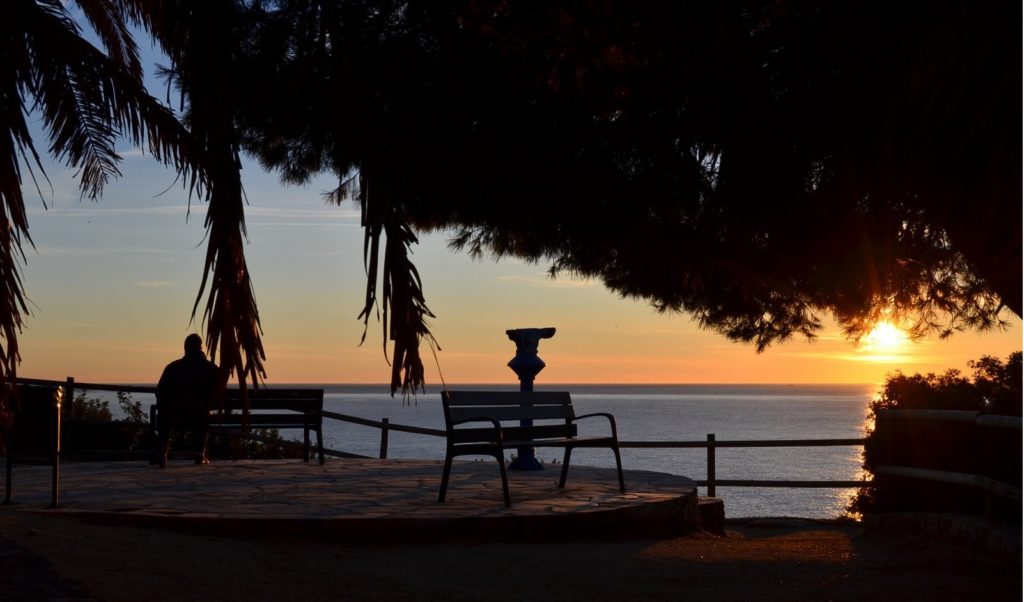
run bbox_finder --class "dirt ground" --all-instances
[0,510,1019,602]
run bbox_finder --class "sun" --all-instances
[863,321,909,351]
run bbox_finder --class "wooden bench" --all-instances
[151,388,325,464]
[439,390,625,507]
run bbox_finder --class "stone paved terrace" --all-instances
[4,459,711,541]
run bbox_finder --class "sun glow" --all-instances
[863,321,909,352]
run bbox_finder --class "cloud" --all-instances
[32,245,108,257]
[27,204,360,223]
[115,147,148,158]
[495,274,597,289]
[27,205,192,218]
[33,244,191,258]
[244,206,361,227]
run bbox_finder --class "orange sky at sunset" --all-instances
[15,156,1020,389]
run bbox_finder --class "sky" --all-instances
[16,150,1021,388]
[13,18,1022,388]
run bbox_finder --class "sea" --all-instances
[105,383,876,519]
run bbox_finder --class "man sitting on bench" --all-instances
[157,334,219,467]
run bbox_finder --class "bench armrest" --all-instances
[570,412,620,439]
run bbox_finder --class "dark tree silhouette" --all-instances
[226,1,1021,393]
[2,1,1019,406]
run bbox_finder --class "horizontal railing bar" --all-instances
[18,378,158,394]
[620,438,866,448]
[694,479,868,488]
[321,410,446,437]
[322,411,382,428]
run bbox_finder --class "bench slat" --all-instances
[154,387,325,465]
[448,405,573,422]
[443,391,571,406]
[217,402,322,414]
[225,389,324,400]
[449,423,577,444]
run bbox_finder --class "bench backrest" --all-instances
[442,391,577,442]
[218,388,324,415]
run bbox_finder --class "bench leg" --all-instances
[497,454,511,508]
[612,445,626,492]
[559,447,572,488]
[302,427,310,463]
[316,427,325,465]
[438,453,454,503]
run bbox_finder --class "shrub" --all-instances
[70,392,112,421]
[117,391,148,426]
[850,352,1021,520]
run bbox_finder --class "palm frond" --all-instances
[0,0,202,425]
[354,167,438,397]
[26,3,202,199]
[72,0,143,79]
[146,2,267,403]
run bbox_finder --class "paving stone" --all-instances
[5,459,702,541]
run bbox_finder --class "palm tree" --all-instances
[1,0,198,424]
[135,1,267,400]
[225,0,441,397]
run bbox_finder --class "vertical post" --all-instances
[379,418,389,460]
[706,433,716,498]
[506,327,556,471]
[52,379,69,509]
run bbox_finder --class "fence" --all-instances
[10,378,1019,512]
[8,378,869,503]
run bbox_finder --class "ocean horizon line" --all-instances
[36,380,877,388]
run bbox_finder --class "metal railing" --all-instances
[324,413,870,496]
[10,377,870,501]
[11,378,1020,519]
[619,435,868,496]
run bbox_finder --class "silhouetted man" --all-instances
[156,334,219,467]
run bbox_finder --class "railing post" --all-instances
[51,378,70,509]
[379,418,389,460]
[706,433,716,498]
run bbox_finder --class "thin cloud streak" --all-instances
[33,244,192,257]
[27,204,361,223]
